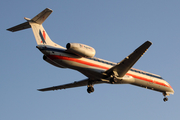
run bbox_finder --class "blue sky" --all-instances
[1,0,180,120]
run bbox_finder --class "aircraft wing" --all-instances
[38,79,90,91]
[104,41,152,77]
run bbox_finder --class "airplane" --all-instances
[7,8,174,102]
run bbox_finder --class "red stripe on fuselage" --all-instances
[48,55,110,70]
[48,55,172,89]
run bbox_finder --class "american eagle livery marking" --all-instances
[7,8,174,102]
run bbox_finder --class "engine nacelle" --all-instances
[66,43,96,58]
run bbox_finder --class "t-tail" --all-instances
[7,8,64,49]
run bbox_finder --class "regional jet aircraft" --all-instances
[7,8,174,102]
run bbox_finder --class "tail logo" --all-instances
[43,30,46,40]
[39,30,46,44]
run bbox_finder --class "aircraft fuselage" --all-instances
[38,45,174,95]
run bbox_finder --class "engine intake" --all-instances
[66,43,96,58]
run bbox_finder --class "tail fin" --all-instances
[7,8,64,48]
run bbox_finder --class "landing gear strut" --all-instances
[110,74,118,84]
[109,71,119,84]
[163,92,169,102]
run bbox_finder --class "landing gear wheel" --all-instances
[87,87,94,93]
[110,77,117,84]
[110,78,115,84]
[163,97,168,102]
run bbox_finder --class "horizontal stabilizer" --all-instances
[7,22,30,32]
[31,8,52,24]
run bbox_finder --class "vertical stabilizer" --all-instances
[29,22,61,47]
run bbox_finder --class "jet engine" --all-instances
[66,43,96,58]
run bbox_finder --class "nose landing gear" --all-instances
[163,92,169,102]
[163,97,168,102]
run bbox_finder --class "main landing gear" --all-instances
[163,92,169,102]
[110,76,117,84]
[110,73,118,84]
[87,81,94,93]
[87,86,94,93]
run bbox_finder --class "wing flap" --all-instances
[104,41,152,77]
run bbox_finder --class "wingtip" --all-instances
[37,89,44,92]
[146,41,152,45]
[45,8,53,12]
[6,28,14,32]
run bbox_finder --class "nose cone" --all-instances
[167,85,174,95]
[170,88,174,94]
[165,81,174,94]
